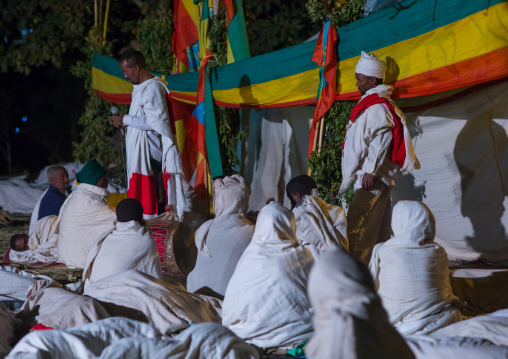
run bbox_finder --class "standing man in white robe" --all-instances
[338,51,420,263]
[110,49,185,219]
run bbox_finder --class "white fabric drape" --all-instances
[307,249,414,359]
[6,317,160,359]
[17,287,110,330]
[9,215,60,263]
[369,201,461,335]
[98,323,260,359]
[84,270,222,335]
[293,190,348,256]
[187,175,254,296]
[57,183,116,269]
[126,77,185,219]
[222,202,314,349]
[82,220,163,289]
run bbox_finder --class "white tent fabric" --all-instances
[369,201,461,335]
[6,317,159,359]
[240,80,508,263]
[82,220,163,289]
[98,323,260,359]
[16,287,111,330]
[222,202,314,349]
[84,270,222,335]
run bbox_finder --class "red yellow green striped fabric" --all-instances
[93,0,508,109]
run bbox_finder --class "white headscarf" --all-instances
[355,51,386,79]
[369,201,461,335]
[307,249,414,359]
[222,202,314,349]
[195,175,250,257]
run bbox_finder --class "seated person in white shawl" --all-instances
[222,202,314,349]
[83,198,163,288]
[369,201,463,335]
[286,174,348,256]
[307,249,508,359]
[9,214,60,263]
[37,166,69,220]
[187,175,254,299]
[57,159,116,269]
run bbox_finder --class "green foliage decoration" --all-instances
[137,15,174,74]
[71,27,126,168]
[208,6,244,177]
[0,0,92,75]
[306,0,365,205]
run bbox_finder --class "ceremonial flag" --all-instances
[308,18,339,157]
[172,0,200,73]
[223,0,250,63]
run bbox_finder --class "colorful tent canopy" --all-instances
[93,0,508,108]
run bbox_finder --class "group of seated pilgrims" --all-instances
[2,160,508,358]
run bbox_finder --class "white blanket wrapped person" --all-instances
[222,202,314,349]
[306,249,508,359]
[83,198,163,289]
[9,215,60,263]
[286,174,348,256]
[57,159,116,269]
[369,201,462,335]
[187,175,255,298]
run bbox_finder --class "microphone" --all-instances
[111,106,119,116]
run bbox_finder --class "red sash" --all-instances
[344,93,406,167]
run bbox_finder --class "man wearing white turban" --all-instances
[187,175,255,298]
[339,51,420,263]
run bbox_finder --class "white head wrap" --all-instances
[355,51,386,79]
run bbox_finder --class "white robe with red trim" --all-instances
[126,77,185,219]
[339,84,419,195]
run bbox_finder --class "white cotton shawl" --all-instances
[293,190,348,256]
[16,287,110,330]
[188,175,254,296]
[126,77,185,219]
[82,220,163,289]
[306,249,415,359]
[339,84,420,195]
[9,215,60,263]
[84,270,222,335]
[98,323,260,359]
[430,309,508,347]
[28,188,47,236]
[6,317,160,359]
[222,202,314,349]
[56,183,116,269]
[369,201,461,335]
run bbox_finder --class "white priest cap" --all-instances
[355,51,386,79]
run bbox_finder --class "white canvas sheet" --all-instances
[84,270,222,335]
